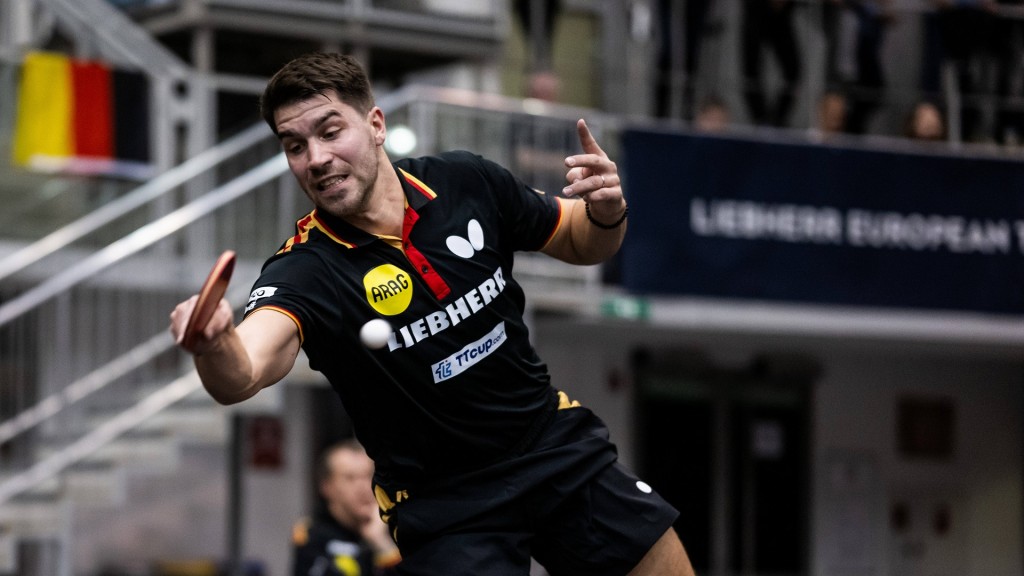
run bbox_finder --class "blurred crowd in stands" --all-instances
[518,0,1024,149]
[809,0,1023,145]
[681,0,1024,146]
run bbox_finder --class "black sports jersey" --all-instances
[245,151,565,485]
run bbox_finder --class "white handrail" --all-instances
[0,153,288,328]
[0,122,274,282]
[0,371,203,506]
[0,332,169,446]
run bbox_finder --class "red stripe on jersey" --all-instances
[277,210,356,254]
[403,207,451,300]
[277,213,315,254]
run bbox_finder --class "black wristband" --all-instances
[585,202,629,229]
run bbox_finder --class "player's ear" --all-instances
[369,107,387,146]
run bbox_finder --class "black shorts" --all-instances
[376,406,679,576]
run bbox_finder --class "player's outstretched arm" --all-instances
[170,300,300,405]
[542,118,628,265]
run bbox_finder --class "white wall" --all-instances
[814,350,1023,576]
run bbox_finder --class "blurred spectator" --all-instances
[694,94,731,132]
[817,89,850,137]
[820,0,893,134]
[921,0,999,142]
[526,69,560,102]
[514,0,563,101]
[904,99,948,141]
[822,0,846,87]
[291,440,401,576]
[655,0,713,120]
[741,0,802,127]
[992,1,1024,144]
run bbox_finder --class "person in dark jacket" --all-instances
[292,440,401,576]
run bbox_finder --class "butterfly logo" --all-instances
[446,219,484,258]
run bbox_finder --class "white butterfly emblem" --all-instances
[446,219,484,258]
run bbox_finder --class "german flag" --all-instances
[12,51,153,179]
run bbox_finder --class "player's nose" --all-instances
[307,140,333,171]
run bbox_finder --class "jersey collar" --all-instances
[302,163,440,249]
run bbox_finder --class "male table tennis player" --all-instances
[171,52,695,576]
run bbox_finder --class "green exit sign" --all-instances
[600,296,649,320]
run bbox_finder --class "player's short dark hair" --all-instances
[260,52,375,134]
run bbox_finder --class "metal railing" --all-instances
[0,152,297,502]
[0,122,275,284]
[38,0,187,76]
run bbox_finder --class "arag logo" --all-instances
[363,264,413,316]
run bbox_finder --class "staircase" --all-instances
[0,116,296,575]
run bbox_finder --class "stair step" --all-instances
[0,531,15,574]
[3,463,126,508]
[136,405,228,444]
[88,434,181,472]
[64,465,127,507]
[0,500,61,538]
[83,390,228,444]
[35,431,181,474]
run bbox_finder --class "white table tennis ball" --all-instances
[359,318,391,349]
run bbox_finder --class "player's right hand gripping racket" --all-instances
[182,250,236,350]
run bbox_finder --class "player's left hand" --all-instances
[562,119,626,222]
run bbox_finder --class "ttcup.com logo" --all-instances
[363,264,413,316]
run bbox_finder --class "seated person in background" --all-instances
[904,100,947,142]
[292,440,401,576]
[514,0,563,101]
[816,89,849,139]
[694,94,731,133]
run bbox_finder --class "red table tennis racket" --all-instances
[182,250,236,349]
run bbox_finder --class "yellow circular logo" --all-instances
[363,264,413,316]
[333,555,360,576]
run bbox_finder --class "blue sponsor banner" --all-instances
[619,128,1024,314]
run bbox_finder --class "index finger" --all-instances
[576,118,606,158]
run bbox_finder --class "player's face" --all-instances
[275,91,386,219]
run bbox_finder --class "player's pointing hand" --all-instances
[562,119,626,223]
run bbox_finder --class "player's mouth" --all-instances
[315,174,348,192]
